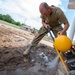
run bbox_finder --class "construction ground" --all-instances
[0,23,66,75]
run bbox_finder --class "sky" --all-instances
[0,0,75,36]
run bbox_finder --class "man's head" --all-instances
[39,2,51,17]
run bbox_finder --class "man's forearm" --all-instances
[62,21,69,33]
[42,20,51,28]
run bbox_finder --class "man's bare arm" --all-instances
[42,19,51,28]
[58,21,69,35]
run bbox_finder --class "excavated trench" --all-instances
[0,44,58,75]
[0,24,65,75]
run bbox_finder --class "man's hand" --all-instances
[57,31,63,35]
[42,22,51,29]
[44,24,51,28]
[42,19,51,29]
[57,21,69,35]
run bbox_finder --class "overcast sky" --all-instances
[0,0,75,33]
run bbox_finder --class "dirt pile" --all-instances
[0,44,57,75]
[0,23,65,75]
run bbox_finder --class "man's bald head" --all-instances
[39,2,51,17]
[39,2,49,11]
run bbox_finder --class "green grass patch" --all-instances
[0,20,21,29]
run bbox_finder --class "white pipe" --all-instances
[69,15,75,41]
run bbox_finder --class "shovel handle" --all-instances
[46,26,54,41]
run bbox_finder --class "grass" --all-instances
[0,20,21,29]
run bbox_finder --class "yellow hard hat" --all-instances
[54,35,72,52]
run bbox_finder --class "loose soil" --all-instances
[0,23,64,75]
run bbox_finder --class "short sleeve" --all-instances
[56,8,68,24]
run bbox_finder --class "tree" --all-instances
[0,14,2,19]
[0,14,27,26]
[15,22,21,26]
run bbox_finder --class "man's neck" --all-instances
[50,7,55,15]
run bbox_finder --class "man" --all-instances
[23,2,69,56]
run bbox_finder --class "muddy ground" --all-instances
[0,23,65,75]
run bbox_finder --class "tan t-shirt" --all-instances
[41,6,68,28]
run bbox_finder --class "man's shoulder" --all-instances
[53,6,63,13]
[51,5,61,12]
[51,5,61,10]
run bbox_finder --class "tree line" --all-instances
[0,14,24,26]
